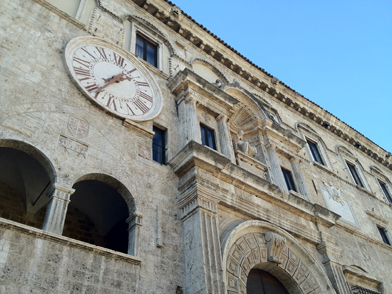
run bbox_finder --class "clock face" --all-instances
[65,37,162,121]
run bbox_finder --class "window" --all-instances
[377,226,391,245]
[200,124,216,150]
[346,161,364,188]
[281,168,297,192]
[379,180,392,203]
[307,140,324,165]
[135,34,158,67]
[152,126,166,164]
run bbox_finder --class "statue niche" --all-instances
[232,130,267,179]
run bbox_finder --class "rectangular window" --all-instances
[152,126,166,164]
[200,124,216,150]
[377,226,391,245]
[281,168,297,192]
[346,161,364,187]
[379,180,392,203]
[135,34,158,67]
[307,140,324,165]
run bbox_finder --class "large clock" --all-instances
[64,37,162,121]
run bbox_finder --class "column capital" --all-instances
[317,240,342,264]
[289,155,300,163]
[216,114,228,122]
[126,211,143,228]
[47,183,75,201]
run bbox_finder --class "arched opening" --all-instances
[0,141,56,229]
[63,174,133,254]
[247,269,289,294]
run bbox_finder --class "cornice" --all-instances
[128,0,392,171]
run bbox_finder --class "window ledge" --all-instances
[356,185,373,195]
[0,217,141,265]
[312,161,336,175]
[136,56,169,80]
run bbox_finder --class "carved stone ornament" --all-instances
[58,135,88,158]
[232,130,257,157]
[265,231,286,264]
[323,182,344,206]
[68,116,89,138]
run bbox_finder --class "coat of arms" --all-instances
[68,116,89,138]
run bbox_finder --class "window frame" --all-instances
[346,160,364,188]
[377,226,391,246]
[281,167,297,193]
[306,139,325,165]
[135,34,158,67]
[343,158,369,190]
[152,126,167,164]
[200,123,217,151]
[378,179,392,204]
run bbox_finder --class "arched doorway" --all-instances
[0,140,56,229]
[247,269,289,294]
[63,174,133,254]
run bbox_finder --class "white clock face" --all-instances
[65,38,162,121]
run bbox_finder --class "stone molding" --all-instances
[123,119,155,139]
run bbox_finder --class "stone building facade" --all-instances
[0,0,391,293]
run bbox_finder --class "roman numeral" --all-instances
[139,92,153,103]
[85,84,99,93]
[96,47,108,61]
[81,48,97,61]
[126,103,135,115]
[113,53,125,67]
[106,96,118,111]
[136,81,149,87]
[127,68,137,75]
[73,57,90,68]
[133,99,149,113]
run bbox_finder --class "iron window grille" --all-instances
[200,124,217,150]
[351,285,380,294]
[281,168,297,192]
[152,126,166,164]
[135,34,158,67]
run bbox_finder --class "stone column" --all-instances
[265,143,288,193]
[42,183,75,235]
[216,114,236,164]
[290,157,313,201]
[317,241,351,294]
[180,194,224,294]
[185,97,201,145]
[127,211,143,257]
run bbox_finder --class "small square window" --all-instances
[307,140,324,165]
[346,161,364,188]
[379,180,392,203]
[200,124,216,150]
[377,226,391,245]
[152,126,166,164]
[135,34,158,67]
[281,168,297,192]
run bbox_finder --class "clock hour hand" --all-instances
[100,73,132,90]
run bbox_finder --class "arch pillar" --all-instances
[42,183,75,235]
[127,211,142,257]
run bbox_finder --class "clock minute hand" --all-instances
[100,73,132,91]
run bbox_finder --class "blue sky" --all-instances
[172,0,392,152]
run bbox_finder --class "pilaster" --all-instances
[265,143,288,193]
[42,183,75,235]
[290,156,313,202]
[217,114,236,164]
[185,97,201,145]
[317,241,351,294]
[179,187,224,294]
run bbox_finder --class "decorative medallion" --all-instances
[64,37,162,121]
[68,116,89,138]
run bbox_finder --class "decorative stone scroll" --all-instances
[265,231,286,264]
[226,232,321,294]
[232,130,257,157]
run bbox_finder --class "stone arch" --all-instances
[191,58,229,85]
[221,220,336,294]
[0,139,57,228]
[64,173,138,255]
